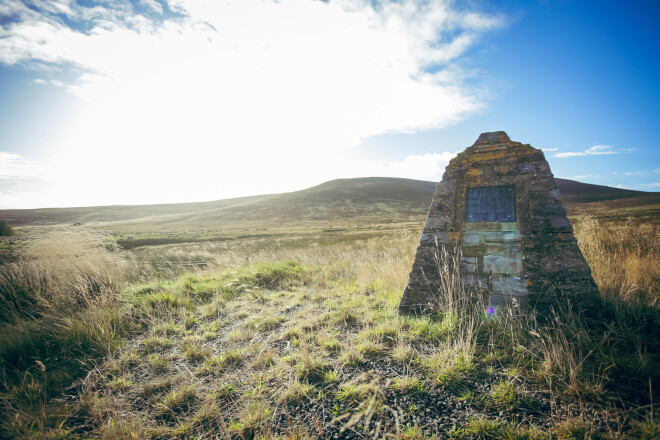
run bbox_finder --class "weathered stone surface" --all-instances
[482,231,520,243]
[483,255,522,275]
[463,232,480,245]
[491,276,528,296]
[399,131,600,314]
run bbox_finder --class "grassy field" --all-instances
[0,212,658,439]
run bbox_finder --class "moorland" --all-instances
[0,177,658,439]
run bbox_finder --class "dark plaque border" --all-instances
[465,185,516,222]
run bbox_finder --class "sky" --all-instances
[0,0,659,209]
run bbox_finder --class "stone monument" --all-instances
[400,131,600,314]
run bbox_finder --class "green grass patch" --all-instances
[421,347,474,387]
[142,336,173,352]
[488,380,529,410]
[107,375,134,392]
[184,343,212,362]
[294,354,330,383]
[154,384,198,420]
[451,416,549,440]
[389,376,427,395]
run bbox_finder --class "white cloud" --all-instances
[623,171,643,176]
[554,145,621,158]
[614,184,628,189]
[639,182,660,188]
[34,78,64,87]
[0,153,52,208]
[140,0,163,15]
[573,174,599,179]
[0,0,506,208]
[0,152,44,179]
[542,147,559,152]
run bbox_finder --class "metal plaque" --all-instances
[466,185,516,222]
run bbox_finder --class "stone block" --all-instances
[482,231,520,243]
[508,246,522,257]
[490,294,528,309]
[463,263,477,273]
[420,232,449,245]
[464,273,486,289]
[464,222,518,232]
[463,232,480,245]
[550,188,561,201]
[516,163,535,174]
[483,255,522,275]
[425,217,450,230]
[491,276,528,296]
[550,217,572,230]
[530,202,566,217]
[460,256,479,274]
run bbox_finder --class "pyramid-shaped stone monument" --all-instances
[400,131,600,314]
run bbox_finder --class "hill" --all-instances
[1,177,658,231]
[0,194,270,227]
[554,178,645,203]
[554,178,660,220]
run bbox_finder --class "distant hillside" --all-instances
[1,177,658,231]
[186,177,438,223]
[554,178,660,220]
[0,194,269,226]
[101,177,439,233]
[554,178,650,204]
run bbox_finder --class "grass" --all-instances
[277,379,316,403]
[420,345,475,388]
[488,380,528,409]
[0,227,137,438]
[153,384,198,419]
[107,375,134,392]
[573,214,659,306]
[148,353,169,372]
[450,416,549,440]
[184,342,212,362]
[0,220,14,237]
[142,336,174,352]
[0,216,658,439]
[389,376,427,394]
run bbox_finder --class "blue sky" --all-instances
[1,0,659,208]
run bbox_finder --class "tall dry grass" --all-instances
[126,216,660,405]
[571,215,660,402]
[0,227,138,438]
[131,227,420,287]
[428,215,660,404]
[1,216,658,438]
[1,227,134,323]
[426,244,598,397]
[573,214,659,307]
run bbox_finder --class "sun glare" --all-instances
[0,0,500,208]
